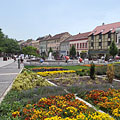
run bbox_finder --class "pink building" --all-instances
[69,32,91,56]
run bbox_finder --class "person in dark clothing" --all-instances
[20,57,23,63]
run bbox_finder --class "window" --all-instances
[91,42,93,47]
[108,32,111,39]
[86,43,87,48]
[91,34,94,40]
[74,44,76,48]
[118,37,120,43]
[108,41,111,46]
[99,33,102,39]
[80,43,81,48]
[77,43,79,48]
[99,42,102,46]
[83,43,84,48]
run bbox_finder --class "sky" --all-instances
[0,0,120,41]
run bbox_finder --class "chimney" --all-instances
[102,23,105,26]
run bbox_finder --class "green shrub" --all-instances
[75,69,89,76]
[90,62,95,80]
[95,66,107,75]
[106,64,114,83]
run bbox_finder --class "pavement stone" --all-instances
[0,61,24,103]
[0,57,14,67]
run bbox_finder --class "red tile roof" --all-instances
[37,34,52,42]
[68,32,91,41]
[49,32,70,40]
[89,22,120,36]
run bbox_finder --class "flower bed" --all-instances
[12,70,52,90]
[37,70,75,77]
[0,87,66,119]
[32,67,68,72]
[11,94,114,120]
[78,89,120,119]
[49,75,120,87]
[82,64,104,67]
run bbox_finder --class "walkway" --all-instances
[0,60,24,103]
[0,57,14,67]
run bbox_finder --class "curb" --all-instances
[0,65,24,104]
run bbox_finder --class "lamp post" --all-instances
[18,59,20,69]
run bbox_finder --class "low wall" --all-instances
[24,60,82,66]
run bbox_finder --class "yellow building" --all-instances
[88,22,120,57]
[47,32,71,52]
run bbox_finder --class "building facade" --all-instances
[88,22,120,57]
[37,35,52,55]
[47,32,71,52]
[116,28,120,55]
[60,37,71,56]
[30,40,40,50]
[69,32,90,56]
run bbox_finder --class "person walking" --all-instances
[20,57,24,63]
[14,56,16,62]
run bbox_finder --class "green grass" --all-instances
[25,65,90,70]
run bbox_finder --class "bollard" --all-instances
[18,59,20,69]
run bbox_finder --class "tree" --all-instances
[0,28,5,49]
[70,45,76,58]
[22,46,38,57]
[109,41,118,58]
[3,38,20,54]
[80,51,87,59]
[90,62,95,80]
[48,47,53,54]
[0,28,21,56]
[53,50,60,60]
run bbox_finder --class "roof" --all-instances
[48,32,70,40]
[68,32,91,41]
[37,34,52,42]
[89,22,120,36]
[60,36,72,44]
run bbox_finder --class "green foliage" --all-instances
[48,47,53,54]
[90,62,95,80]
[105,54,110,61]
[95,66,107,75]
[53,50,60,59]
[80,51,87,59]
[0,29,20,54]
[22,46,38,56]
[106,64,114,84]
[0,47,4,53]
[70,45,76,58]
[76,69,89,76]
[3,38,20,54]
[109,41,118,58]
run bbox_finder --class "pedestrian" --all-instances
[14,56,16,62]
[79,57,83,63]
[40,58,44,63]
[65,56,69,63]
[20,57,24,63]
